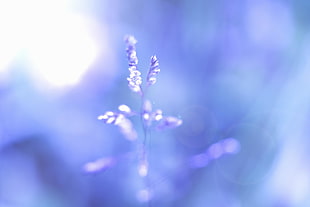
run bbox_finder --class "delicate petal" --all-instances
[106,117,116,124]
[98,115,107,120]
[114,114,125,125]
[124,35,137,45]
[142,100,153,126]
[98,111,117,124]
[98,108,138,140]
[118,104,131,114]
[83,157,116,173]
[154,109,163,121]
[148,77,156,85]
[156,116,183,130]
[117,117,138,141]
[143,99,152,113]
[106,111,114,116]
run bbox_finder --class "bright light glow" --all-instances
[27,14,99,87]
[0,0,26,73]
[0,29,21,73]
[0,0,73,72]
[269,144,310,205]
[0,0,100,87]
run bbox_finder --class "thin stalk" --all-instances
[139,87,152,207]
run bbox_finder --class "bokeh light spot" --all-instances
[136,189,152,203]
[28,14,99,87]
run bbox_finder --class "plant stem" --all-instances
[139,88,152,206]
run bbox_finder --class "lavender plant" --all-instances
[84,35,182,203]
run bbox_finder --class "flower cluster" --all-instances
[147,55,160,86]
[96,100,182,142]
[97,104,137,141]
[142,99,182,129]
[125,35,142,93]
[96,34,181,140]
[124,36,163,95]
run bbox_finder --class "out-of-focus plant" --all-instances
[83,35,241,205]
[83,35,182,204]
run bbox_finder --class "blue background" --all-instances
[0,0,310,206]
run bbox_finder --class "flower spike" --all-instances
[124,35,142,93]
[147,55,160,86]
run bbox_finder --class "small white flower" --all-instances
[118,104,131,114]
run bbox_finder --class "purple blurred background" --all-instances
[0,0,310,206]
